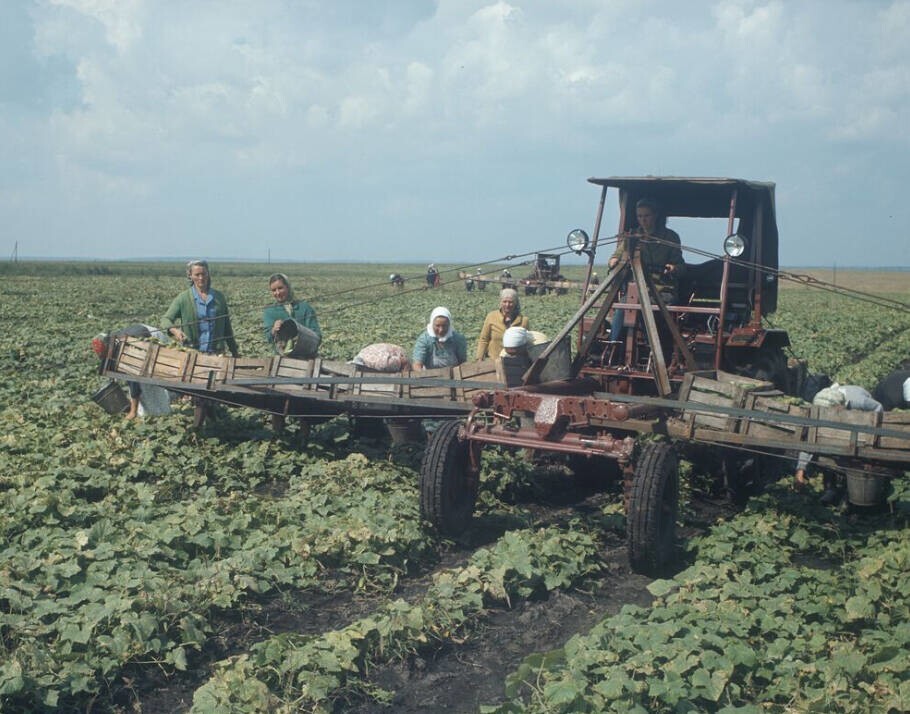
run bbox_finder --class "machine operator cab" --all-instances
[561,177,789,397]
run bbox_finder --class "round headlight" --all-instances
[723,234,746,258]
[567,229,589,254]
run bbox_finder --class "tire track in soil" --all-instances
[117,492,735,713]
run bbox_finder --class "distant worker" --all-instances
[608,197,685,341]
[263,273,321,356]
[475,288,529,360]
[412,307,467,369]
[389,273,405,289]
[476,267,487,291]
[872,369,910,411]
[162,260,239,356]
[426,264,440,288]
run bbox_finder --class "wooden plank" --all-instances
[352,366,404,398]
[811,406,879,447]
[408,366,454,400]
[879,412,910,450]
[741,395,808,441]
[455,360,500,401]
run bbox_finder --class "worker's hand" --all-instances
[272,319,283,335]
[169,328,187,343]
[608,257,619,269]
[663,263,676,274]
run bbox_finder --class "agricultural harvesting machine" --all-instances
[418,176,910,574]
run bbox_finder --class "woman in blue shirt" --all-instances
[412,306,467,369]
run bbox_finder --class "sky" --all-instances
[1,0,908,267]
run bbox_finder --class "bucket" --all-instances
[91,381,130,415]
[385,418,425,444]
[846,472,886,507]
[276,319,321,359]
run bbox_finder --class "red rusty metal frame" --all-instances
[466,388,661,460]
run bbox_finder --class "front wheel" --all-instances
[420,420,478,535]
[627,441,679,575]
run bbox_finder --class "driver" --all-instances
[607,197,685,341]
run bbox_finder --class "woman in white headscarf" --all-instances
[412,306,467,369]
[475,288,529,360]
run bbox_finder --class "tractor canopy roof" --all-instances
[589,175,779,313]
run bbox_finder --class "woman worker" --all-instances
[263,273,321,355]
[162,260,239,356]
[412,307,467,369]
[475,288,529,360]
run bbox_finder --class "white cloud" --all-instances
[3,0,910,263]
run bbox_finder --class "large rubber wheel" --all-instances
[627,441,679,575]
[420,420,477,536]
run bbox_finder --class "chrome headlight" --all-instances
[723,234,746,258]
[566,229,589,254]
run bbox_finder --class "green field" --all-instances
[0,262,908,713]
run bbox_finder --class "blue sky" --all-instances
[2,0,908,266]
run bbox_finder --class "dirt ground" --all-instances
[119,488,739,714]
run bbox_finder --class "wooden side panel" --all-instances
[318,360,357,398]
[742,395,809,442]
[189,353,229,385]
[677,370,775,432]
[353,367,404,398]
[271,357,317,394]
[228,358,271,381]
[878,412,910,450]
[115,340,150,376]
[455,360,502,402]
[811,406,879,447]
[407,366,454,400]
[149,345,191,380]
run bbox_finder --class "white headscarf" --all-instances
[426,306,454,341]
[502,326,530,348]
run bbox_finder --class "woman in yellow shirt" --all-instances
[475,288,529,360]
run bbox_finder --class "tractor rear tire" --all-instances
[420,420,477,536]
[627,441,679,575]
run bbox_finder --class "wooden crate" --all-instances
[352,366,404,398]
[741,394,809,442]
[809,406,879,448]
[407,366,454,400]
[318,360,358,398]
[188,352,229,385]
[227,357,271,381]
[114,339,153,376]
[455,360,502,402]
[878,412,910,450]
[677,370,775,431]
[271,356,319,393]
[147,344,192,380]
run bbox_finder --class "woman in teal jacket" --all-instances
[161,260,239,356]
[263,273,322,354]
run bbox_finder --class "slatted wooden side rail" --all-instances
[677,370,775,432]
[407,366,454,400]
[455,360,500,401]
[880,412,910,451]
[740,394,809,443]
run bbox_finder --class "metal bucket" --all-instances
[91,381,130,415]
[385,418,425,444]
[276,319,321,359]
[846,472,886,507]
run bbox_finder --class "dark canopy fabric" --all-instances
[589,176,779,314]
